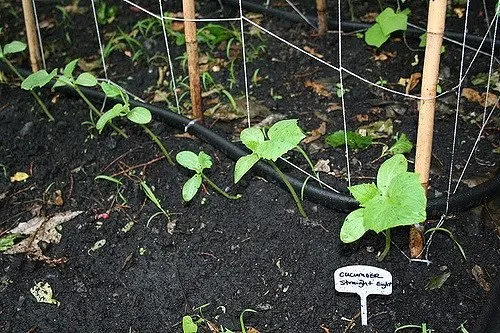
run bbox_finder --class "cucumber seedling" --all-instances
[234,119,308,218]
[0,39,54,120]
[21,59,174,164]
[176,151,241,202]
[340,154,426,256]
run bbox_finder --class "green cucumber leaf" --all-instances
[182,174,202,202]
[376,154,408,194]
[388,133,413,155]
[63,59,79,78]
[21,69,57,90]
[348,183,380,206]
[376,8,408,36]
[234,153,259,183]
[340,209,368,243]
[240,127,265,152]
[3,41,27,56]
[75,72,98,87]
[96,103,126,132]
[127,106,152,124]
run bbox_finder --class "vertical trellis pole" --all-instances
[316,0,328,35]
[21,0,42,72]
[411,0,448,258]
[182,0,203,121]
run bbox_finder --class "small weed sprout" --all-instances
[335,83,350,98]
[234,119,308,218]
[0,39,54,120]
[176,151,241,202]
[375,77,388,87]
[139,181,171,226]
[94,175,127,205]
[340,154,426,245]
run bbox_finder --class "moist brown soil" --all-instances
[0,1,499,332]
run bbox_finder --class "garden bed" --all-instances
[0,0,499,332]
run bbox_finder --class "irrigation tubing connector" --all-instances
[3,63,499,217]
[221,0,500,51]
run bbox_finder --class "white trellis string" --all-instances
[122,0,240,22]
[278,157,340,193]
[90,0,109,80]
[480,13,499,127]
[121,0,161,20]
[482,0,494,42]
[241,17,437,100]
[238,0,251,128]
[284,0,317,30]
[447,11,500,190]
[337,0,351,187]
[158,0,181,114]
[407,22,499,61]
[452,100,498,194]
[25,0,498,253]
[30,0,46,70]
[89,0,111,115]
[444,0,472,216]
[452,12,499,90]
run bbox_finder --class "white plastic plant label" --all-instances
[334,265,392,326]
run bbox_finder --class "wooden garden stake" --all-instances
[21,0,42,72]
[182,0,203,121]
[316,0,328,35]
[411,0,448,258]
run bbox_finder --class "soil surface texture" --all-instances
[1,1,499,332]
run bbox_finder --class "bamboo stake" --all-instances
[182,0,203,121]
[316,0,328,35]
[411,0,448,258]
[21,0,42,72]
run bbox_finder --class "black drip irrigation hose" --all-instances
[2,63,499,217]
[221,0,500,51]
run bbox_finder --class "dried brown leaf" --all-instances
[360,12,378,22]
[356,114,369,122]
[406,72,421,94]
[327,103,342,112]
[6,211,83,265]
[462,88,500,108]
[303,46,323,58]
[303,122,326,144]
[471,264,491,292]
[372,51,397,62]
[246,328,261,333]
[409,226,424,259]
[305,80,332,97]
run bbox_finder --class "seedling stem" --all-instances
[270,161,307,218]
[201,173,241,200]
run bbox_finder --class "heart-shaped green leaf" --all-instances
[127,106,152,124]
[234,153,259,183]
[182,174,202,201]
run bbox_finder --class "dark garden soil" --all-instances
[1,1,499,332]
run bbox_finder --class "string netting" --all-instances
[18,0,500,260]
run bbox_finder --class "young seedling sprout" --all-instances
[234,119,308,218]
[0,39,54,120]
[176,151,241,202]
[21,59,174,164]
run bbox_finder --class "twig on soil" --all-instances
[68,173,74,199]
[110,155,166,178]
[341,312,360,332]
[100,148,139,172]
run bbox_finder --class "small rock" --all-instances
[19,122,33,137]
